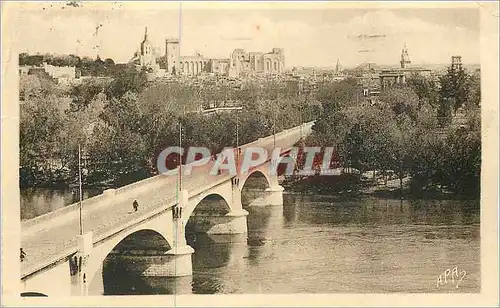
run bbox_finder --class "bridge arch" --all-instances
[239,169,271,192]
[97,229,171,295]
[184,191,232,224]
[239,170,272,208]
[86,216,173,289]
[185,193,232,237]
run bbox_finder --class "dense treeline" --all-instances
[19,60,481,198]
[305,65,481,198]
[19,69,317,188]
[19,53,119,77]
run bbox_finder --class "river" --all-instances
[20,187,103,220]
[92,193,480,294]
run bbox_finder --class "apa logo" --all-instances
[436,266,467,289]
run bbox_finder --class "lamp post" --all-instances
[236,106,244,169]
[299,97,303,141]
[77,122,95,236]
[178,120,182,192]
[236,108,239,152]
[273,105,276,148]
[78,144,83,235]
[300,88,310,141]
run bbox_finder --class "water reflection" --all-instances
[102,272,193,295]
[189,233,247,269]
[190,234,248,294]
[94,194,479,295]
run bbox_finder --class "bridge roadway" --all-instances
[21,122,314,279]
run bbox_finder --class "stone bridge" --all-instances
[20,122,314,297]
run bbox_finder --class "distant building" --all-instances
[138,27,156,68]
[451,55,463,71]
[129,27,163,77]
[378,43,432,89]
[228,48,285,77]
[43,62,76,80]
[210,59,230,75]
[19,62,77,85]
[328,58,347,81]
[19,66,31,75]
[179,53,210,76]
[129,27,285,78]
[161,38,210,76]
[165,38,180,74]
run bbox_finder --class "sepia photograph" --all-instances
[1,1,498,306]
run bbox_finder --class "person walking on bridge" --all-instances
[133,200,139,212]
[20,248,26,262]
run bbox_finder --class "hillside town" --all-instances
[20,26,479,112]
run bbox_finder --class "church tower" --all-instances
[165,38,180,75]
[335,58,341,74]
[140,27,155,67]
[400,43,411,69]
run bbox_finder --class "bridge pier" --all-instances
[70,232,93,296]
[264,185,284,205]
[188,209,249,234]
[265,175,284,206]
[188,185,248,234]
[163,189,194,277]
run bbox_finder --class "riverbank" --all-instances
[281,175,479,201]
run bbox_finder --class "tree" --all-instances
[408,130,447,194]
[466,71,481,109]
[19,53,44,66]
[312,101,351,164]
[439,125,481,197]
[382,115,414,196]
[316,77,361,111]
[104,58,115,66]
[437,97,453,127]
[19,73,57,101]
[20,95,65,186]
[406,74,439,106]
[106,67,148,99]
[19,75,42,101]
[69,79,106,111]
[89,92,150,185]
[439,64,470,113]
[379,87,420,121]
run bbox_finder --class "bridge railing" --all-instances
[21,121,315,233]
[22,192,111,233]
[21,121,316,277]
[101,121,314,200]
[243,121,314,148]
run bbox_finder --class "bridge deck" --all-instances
[21,123,313,279]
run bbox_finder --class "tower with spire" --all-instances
[139,26,155,67]
[400,43,411,69]
[335,58,341,74]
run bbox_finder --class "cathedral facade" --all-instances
[228,48,285,77]
[164,38,210,76]
[130,27,286,77]
[378,43,431,89]
[129,27,162,76]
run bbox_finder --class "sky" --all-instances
[9,2,481,68]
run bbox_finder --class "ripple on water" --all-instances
[96,195,480,295]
